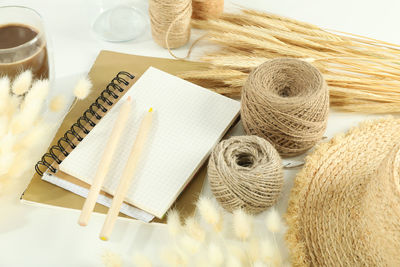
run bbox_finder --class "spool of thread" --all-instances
[208,135,284,214]
[149,0,192,49]
[241,58,329,157]
[192,0,224,20]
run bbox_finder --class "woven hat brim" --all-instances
[285,117,400,267]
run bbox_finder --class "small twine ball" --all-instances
[149,0,192,49]
[192,0,224,20]
[241,58,329,157]
[207,135,284,214]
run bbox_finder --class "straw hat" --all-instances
[286,118,400,267]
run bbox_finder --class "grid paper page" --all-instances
[60,67,240,218]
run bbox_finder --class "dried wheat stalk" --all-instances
[179,9,400,113]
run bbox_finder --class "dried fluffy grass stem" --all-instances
[180,9,400,113]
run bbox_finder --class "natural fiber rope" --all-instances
[208,135,284,214]
[241,58,329,157]
[149,0,191,49]
[192,0,224,20]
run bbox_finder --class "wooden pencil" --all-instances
[78,97,132,226]
[100,107,154,241]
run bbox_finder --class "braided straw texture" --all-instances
[208,135,283,214]
[192,0,224,20]
[241,58,329,157]
[286,118,400,267]
[149,0,191,49]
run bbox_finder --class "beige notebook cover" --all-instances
[21,50,218,223]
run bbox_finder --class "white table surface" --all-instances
[0,0,399,266]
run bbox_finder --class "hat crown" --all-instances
[361,146,400,265]
[286,118,400,267]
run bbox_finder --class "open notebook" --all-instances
[45,67,240,219]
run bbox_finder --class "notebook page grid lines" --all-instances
[60,67,240,218]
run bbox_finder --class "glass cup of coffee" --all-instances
[0,6,51,81]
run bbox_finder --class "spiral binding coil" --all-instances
[35,71,135,176]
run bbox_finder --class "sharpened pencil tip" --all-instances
[78,221,87,227]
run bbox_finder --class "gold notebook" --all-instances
[21,50,214,223]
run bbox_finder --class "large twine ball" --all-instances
[207,135,283,214]
[241,58,329,157]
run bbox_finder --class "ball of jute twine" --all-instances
[241,58,329,157]
[149,0,191,49]
[208,135,284,214]
[192,0,224,20]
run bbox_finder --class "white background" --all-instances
[0,0,398,266]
